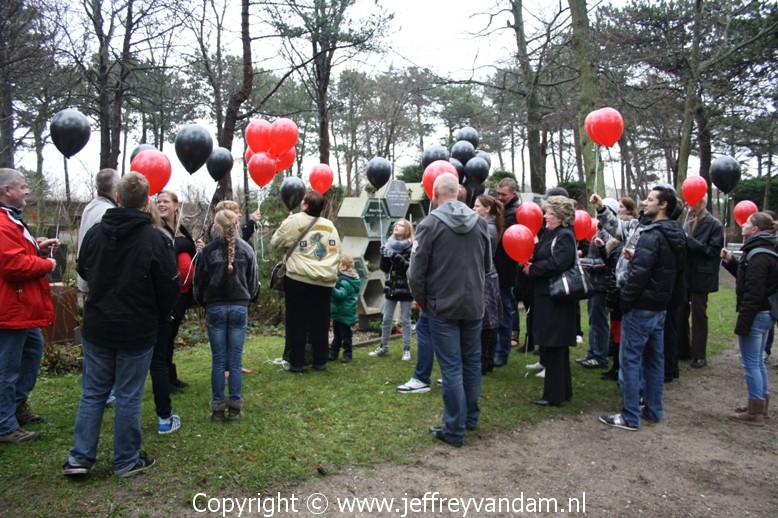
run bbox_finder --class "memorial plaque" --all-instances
[383,180,410,218]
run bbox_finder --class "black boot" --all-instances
[328,346,339,362]
[481,329,496,374]
[601,343,619,380]
[170,364,188,389]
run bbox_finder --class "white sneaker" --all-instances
[535,369,546,378]
[396,378,430,394]
[158,415,181,435]
[368,347,388,357]
[402,350,411,361]
[576,335,584,344]
[526,362,544,370]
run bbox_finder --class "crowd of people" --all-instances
[0,165,774,477]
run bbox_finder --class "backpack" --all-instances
[743,247,778,320]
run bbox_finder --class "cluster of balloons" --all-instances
[421,126,491,199]
[585,107,624,148]
[50,108,91,158]
[244,118,299,188]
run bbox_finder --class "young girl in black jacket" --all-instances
[370,219,414,360]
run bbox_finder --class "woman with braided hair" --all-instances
[194,209,259,422]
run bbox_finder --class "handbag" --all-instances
[548,235,595,301]
[269,217,319,292]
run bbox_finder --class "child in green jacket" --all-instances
[328,255,361,362]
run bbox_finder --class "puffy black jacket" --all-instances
[621,219,686,313]
[494,195,519,288]
[684,212,724,294]
[380,244,413,301]
[78,208,180,349]
[723,233,778,336]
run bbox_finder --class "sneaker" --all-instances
[599,413,638,431]
[0,428,40,443]
[576,335,584,344]
[62,461,89,477]
[526,362,544,370]
[368,347,388,357]
[396,378,430,394]
[158,415,181,435]
[428,425,463,447]
[574,357,591,365]
[341,351,352,363]
[535,369,546,378]
[15,402,43,425]
[436,378,443,387]
[105,392,116,408]
[401,350,411,361]
[117,452,155,478]
[641,408,658,424]
[580,358,605,368]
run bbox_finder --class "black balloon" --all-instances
[130,144,156,163]
[366,157,392,190]
[451,140,475,165]
[448,157,465,183]
[422,144,449,169]
[175,124,213,174]
[50,108,91,158]
[475,149,491,168]
[206,147,234,182]
[710,155,741,194]
[456,126,480,148]
[280,176,306,211]
[463,156,489,186]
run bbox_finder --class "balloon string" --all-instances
[605,147,620,199]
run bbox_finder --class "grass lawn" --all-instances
[0,288,737,516]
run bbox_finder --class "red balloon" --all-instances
[244,147,254,163]
[734,200,759,227]
[248,152,277,187]
[502,224,535,263]
[516,202,544,235]
[585,107,624,148]
[422,160,459,199]
[681,176,708,206]
[309,163,334,194]
[276,146,297,172]
[587,218,598,241]
[130,150,171,196]
[268,118,299,156]
[573,210,592,241]
[245,119,271,152]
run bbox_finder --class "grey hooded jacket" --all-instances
[408,200,491,320]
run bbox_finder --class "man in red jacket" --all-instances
[0,168,59,443]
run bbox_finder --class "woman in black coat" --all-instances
[522,195,578,406]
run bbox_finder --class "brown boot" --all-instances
[737,394,771,420]
[226,399,243,422]
[728,398,766,426]
[210,400,226,422]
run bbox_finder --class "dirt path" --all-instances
[286,271,776,517]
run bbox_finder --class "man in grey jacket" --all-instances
[408,173,491,447]
[76,169,119,293]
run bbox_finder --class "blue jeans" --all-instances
[586,293,609,366]
[428,311,482,442]
[494,287,517,361]
[381,299,412,350]
[738,311,772,399]
[206,305,248,402]
[413,314,434,385]
[68,339,153,475]
[620,309,666,427]
[0,328,44,435]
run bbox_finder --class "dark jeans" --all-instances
[330,321,353,354]
[664,303,680,380]
[678,293,709,360]
[284,277,332,370]
[150,320,173,419]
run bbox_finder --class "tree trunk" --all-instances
[695,104,712,209]
[0,76,13,167]
[676,0,703,188]
[569,0,601,198]
[214,0,253,205]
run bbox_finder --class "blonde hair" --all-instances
[215,200,240,214]
[340,254,356,274]
[544,195,576,227]
[393,218,415,241]
[157,190,180,228]
[213,209,238,274]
